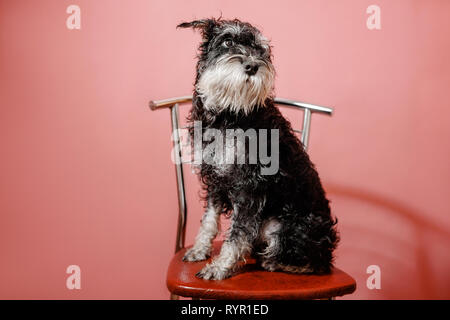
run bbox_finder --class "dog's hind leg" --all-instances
[258,218,315,274]
[183,200,220,262]
[260,212,337,274]
[261,260,314,274]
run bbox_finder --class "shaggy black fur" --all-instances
[179,18,338,276]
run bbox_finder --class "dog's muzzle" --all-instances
[196,53,275,114]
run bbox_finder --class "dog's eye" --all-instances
[223,39,234,48]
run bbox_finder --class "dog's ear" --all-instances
[177,19,210,29]
[177,19,218,40]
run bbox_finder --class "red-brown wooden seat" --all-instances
[167,241,356,299]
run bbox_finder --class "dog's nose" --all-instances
[243,61,259,76]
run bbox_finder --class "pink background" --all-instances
[1,0,449,299]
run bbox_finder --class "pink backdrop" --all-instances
[1,0,449,299]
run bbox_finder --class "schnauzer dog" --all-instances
[178,18,338,280]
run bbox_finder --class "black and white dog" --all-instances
[178,18,338,280]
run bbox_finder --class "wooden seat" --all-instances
[167,241,356,300]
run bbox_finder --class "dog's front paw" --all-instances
[196,263,232,280]
[182,247,210,262]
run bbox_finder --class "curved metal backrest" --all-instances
[149,96,333,253]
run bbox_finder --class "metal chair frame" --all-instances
[149,96,333,255]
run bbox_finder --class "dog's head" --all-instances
[178,18,275,115]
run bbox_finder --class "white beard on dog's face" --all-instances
[196,55,275,115]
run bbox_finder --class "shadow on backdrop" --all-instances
[327,184,450,299]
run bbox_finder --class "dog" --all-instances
[178,18,338,280]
